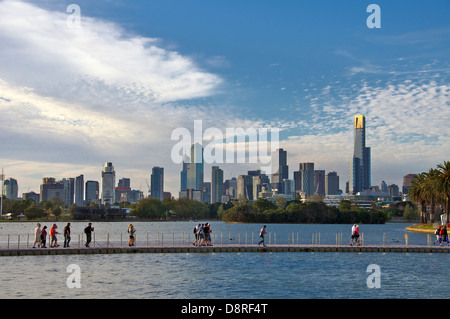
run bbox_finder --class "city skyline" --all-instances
[0,1,449,198]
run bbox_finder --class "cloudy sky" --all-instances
[0,0,449,198]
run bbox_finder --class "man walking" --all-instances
[64,223,71,248]
[258,225,267,247]
[84,223,94,247]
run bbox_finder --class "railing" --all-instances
[0,232,442,249]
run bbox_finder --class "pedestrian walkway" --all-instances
[0,244,448,256]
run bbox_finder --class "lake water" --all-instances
[0,222,448,300]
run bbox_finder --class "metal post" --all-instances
[18,235,20,249]
[107,233,109,248]
[7,234,10,249]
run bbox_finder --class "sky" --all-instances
[0,0,449,198]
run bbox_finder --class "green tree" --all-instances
[409,173,428,223]
[436,161,450,224]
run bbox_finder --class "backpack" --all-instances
[435,228,441,235]
[354,228,359,235]
[193,227,196,234]
[84,226,90,234]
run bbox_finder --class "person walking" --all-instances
[258,225,267,247]
[433,225,442,245]
[350,224,357,246]
[84,223,94,247]
[439,225,449,246]
[128,224,136,247]
[50,224,60,248]
[63,223,71,248]
[40,226,48,248]
[33,223,41,248]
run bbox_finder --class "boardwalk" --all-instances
[1,244,449,256]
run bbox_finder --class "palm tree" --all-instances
[436,161,450,224]
[408,173,427,223]
[423,168,440,224]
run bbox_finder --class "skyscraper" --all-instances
[101,162,116,205]
[85,180,99,204]
[186,143,204,191]
[75,175,84,206]
[151,167,164,201]
[271,148,288,193]
[299,163,315,197]
[211,166,223,204]
[349,115,371,194]
[325,171,340,195]
[3,178,18,200]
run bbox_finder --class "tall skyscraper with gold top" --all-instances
[349,115,371,194]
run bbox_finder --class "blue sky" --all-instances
[0,0,449,197]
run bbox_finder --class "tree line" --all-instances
[408,160,450,224]
[221,197,388,224]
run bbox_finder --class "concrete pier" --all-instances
[0,244,448,256]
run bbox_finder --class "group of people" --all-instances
[192,223,213,246]
[32,222,94,248]
[433,225,449,246]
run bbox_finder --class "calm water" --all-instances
[0,222,448,299]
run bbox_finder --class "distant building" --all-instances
[325,171,340,195]
[75,175,84,206]
[85,180,99,205]
[150,167,164,201]
[211,166,223,204]
[3,178,18,200]
[101,162,116,205]
[349,115,371,194]
[23,191,40,203]
[402,174,417,195]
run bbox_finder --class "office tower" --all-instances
[3,178,18,200]
[40,177,65,203]
[314,170,325,195]
[299,163,315,197]
[349,115,371,194]
[116,177,132,203]
[203,182,211,204]
[85,181,99,204]
[186,143,204,191]
[380,181,388,193]
[151,167,164,201]
[237,175,253,200]
[180,155,189,191]
[402,174,417,195]
[101,162,116,205]
[271,149,288,186]
[388,184,399,197]
[23,191,40,203]
[325,171,340,195]
[211,166,223,204]
[75,175,84,206]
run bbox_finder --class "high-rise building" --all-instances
[271,148,288,185]
[325,171,340,195]
[211,166,223,204]
[75,175,84,206]
[85,180,99,204]
[186,143,204,191]
[349,115,371,194]
[402,174,417,195]
[40,177,65,203]
[116,177,132,203]
[314,170,325,195]
[151,167,164,201]
[3,178,18,200]
[101,162,116,206]
[299,163,315,197]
